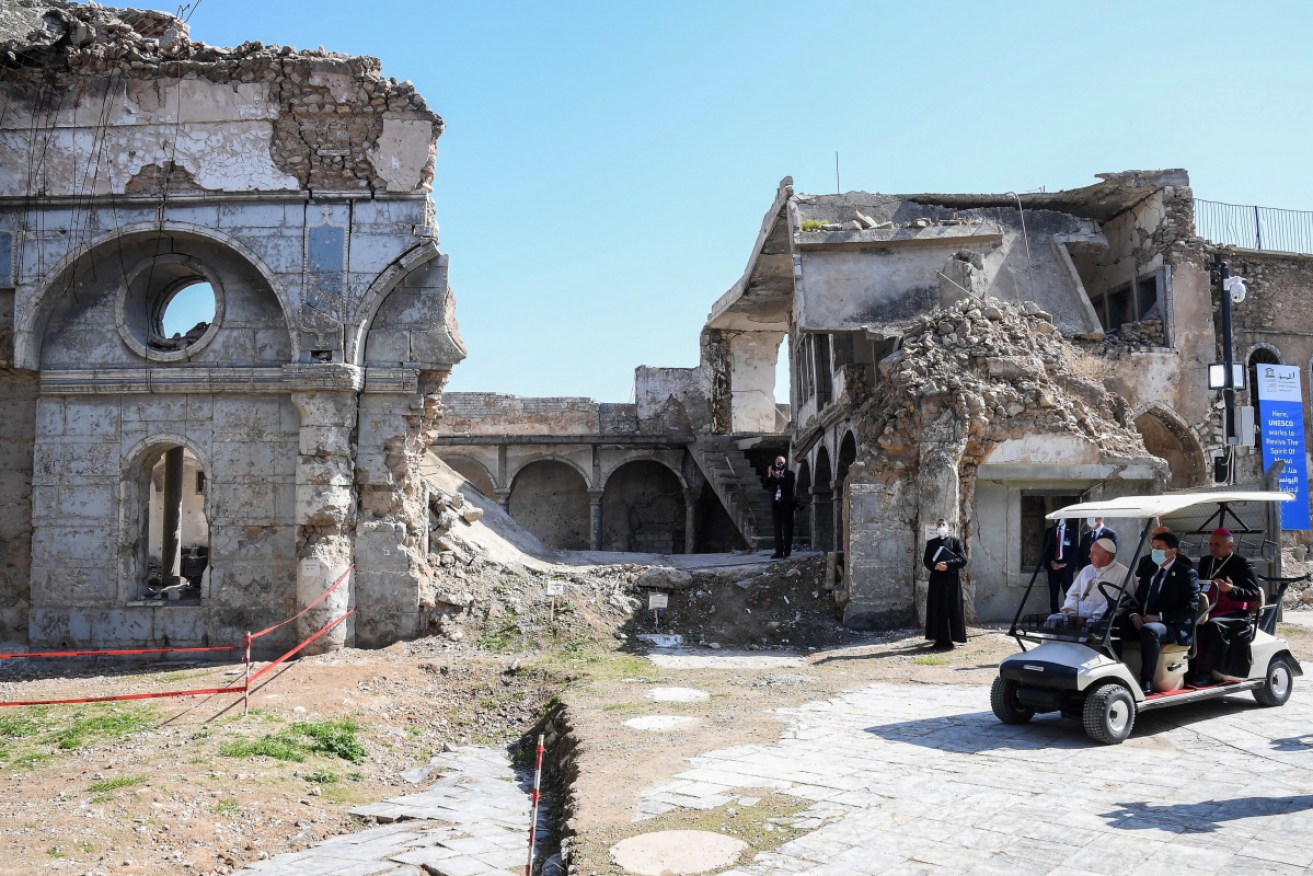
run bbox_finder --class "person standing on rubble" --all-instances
[924,518,967,650]
[765,455,796,559]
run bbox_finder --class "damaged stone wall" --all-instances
[1,2,464,650]
[840,297,1166,627]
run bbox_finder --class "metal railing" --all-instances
[1195,198,1313,256]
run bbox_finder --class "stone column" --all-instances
[496,490,512,513]
[813,488,834,552]
[161,446,185,582]
[683,491,698,554]
[292,387,360,653]
[589,491,604,551]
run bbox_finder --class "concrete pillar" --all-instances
[292,390,359,654]
[161,446,185,581]
[589,491,604,551]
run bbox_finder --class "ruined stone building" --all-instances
[440,169,1313,626]
[1,2,463,650]
[4,6,1311,653]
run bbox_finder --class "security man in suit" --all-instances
[1041,518,1079,613]
[1120,531,1201,695]
[1077,517,1119,570]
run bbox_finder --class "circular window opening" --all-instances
[116,253,225,362]
[155,280,216,351]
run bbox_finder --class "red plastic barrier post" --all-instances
[243,632,252,716]
[525,733,545,876]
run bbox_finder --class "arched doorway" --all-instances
[836,432,857,548]
[508,460,590,549]
[813,446,833,551]
[1134,408,1205,488]
[140,444,210,602]
[442,454,497,497]
[601,461,685,553]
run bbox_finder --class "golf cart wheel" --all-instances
[990,677,1034,724]
[1254,656,1295,707]
[1083,683,1136,745]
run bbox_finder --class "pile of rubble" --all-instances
[868,295,1148,458]
[1100,317,1167,353]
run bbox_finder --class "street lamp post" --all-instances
[1221,261,1237,453]
[1217,261,1249,484]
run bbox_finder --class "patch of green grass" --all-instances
[212,799,239,815]
[912,654,949,666]
[800,218,828,232]
[76,842,94,854]
[0,711,46,739]
[88,776,144,794]
[220,718,366,765]
[46,847,65,859]
[11,751,52,769]
[476,616,524,652]
[304,769,338,784]
[406,725,423,737]
[43,706,156,751]
[89,793,113,804]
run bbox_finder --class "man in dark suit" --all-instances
[1041,519,1078,613]
[765,455,796,559]
[1120,531,1201,695]
[1078,517,1119,570]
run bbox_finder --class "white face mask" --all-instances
[1086,518,1098,528]
[936,525,949,537]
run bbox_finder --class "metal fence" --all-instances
[1194,198,1313,256]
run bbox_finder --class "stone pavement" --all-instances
[236,746,549,876]
[635,680,1313,875]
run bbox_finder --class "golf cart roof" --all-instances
[1046,490,1295,521]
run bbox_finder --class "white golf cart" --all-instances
[992,490,1307,745]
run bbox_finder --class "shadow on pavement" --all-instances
[1101,795,1313,833]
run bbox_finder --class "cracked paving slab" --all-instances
[235,746,546,876]
[633,680,1313,874]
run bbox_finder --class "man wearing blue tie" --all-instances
[1120,532,1200,695]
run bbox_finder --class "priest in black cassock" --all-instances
[923,518,967,649]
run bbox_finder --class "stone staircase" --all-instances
[688,435,785,550]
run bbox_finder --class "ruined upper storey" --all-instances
[0,1,444,197]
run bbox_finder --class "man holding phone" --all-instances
[765,455,796,559]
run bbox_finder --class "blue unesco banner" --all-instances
[1257,364,1311,530]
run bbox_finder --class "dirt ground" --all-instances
[2,559,1312,876]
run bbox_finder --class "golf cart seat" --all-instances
[1151,596,1211,693]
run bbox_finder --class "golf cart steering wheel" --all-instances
[1097,581,1138,617]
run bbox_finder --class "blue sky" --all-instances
[183,0,1313,401]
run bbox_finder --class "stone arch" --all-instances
[441,454,497,496]
[1133,405,1206,489]
[1246,344,1283,406]
[508,459,590,550]
[19,221,295,369]
[351,241,464,367]
[813,444,834,551]
[599,452,688,492]
[600,460,686,554]
[836,431,858,548]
